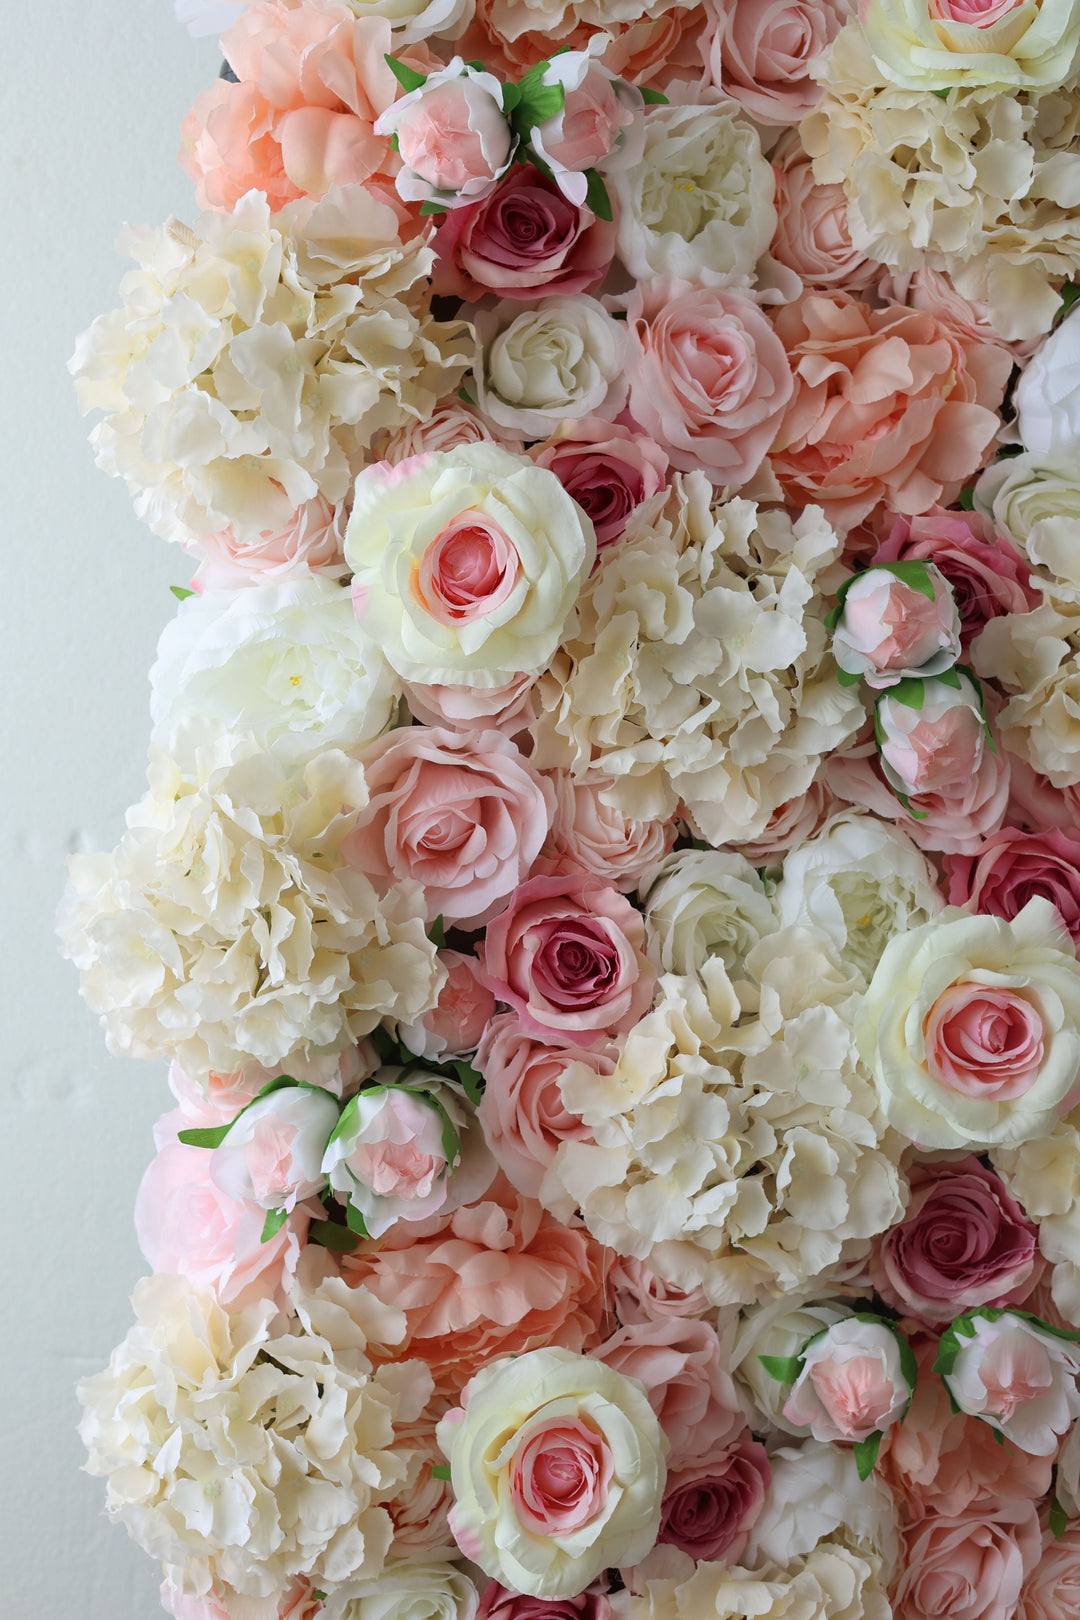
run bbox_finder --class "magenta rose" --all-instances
[531,417,668,551]
[657,1435,771,1566]
[481,873,656,1046]
[702,0,854,124]
[874,507,1037,648]
[894,1503,1042,1620]
[343,727,555,928]
[477,1584,613,1620]
[432,166,615,302]
[871,1157,1043,1324]
[944,826,1080,947]
[595,1317,743,1469]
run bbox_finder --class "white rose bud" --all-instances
[832,563,961,689]
[375,61,514,209]
[208,1083,341,1214]
[937,1308,1080,1456]
[875,672,987,799]
[776,1316,913,1465]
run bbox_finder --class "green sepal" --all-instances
[512,62,565,135]
[583,168,613,223]
[853,1431,883,1480]
[384,55,427,93]
[932,86,951,99]
[177,1124,232,1149]
[420,201,448,216]
[429,914,447,950]
[424,1089,462,1168]
[956,663,996,750]
[885,677,926,711]
[453,1059,484,1106]
[934,665,963,690]
[639,86,669,104]
[260,1207,288,1244]
[957,484,975,510]
[836,666,862,688]
[389,132,399,153]
[1059,282,1080,320]
[308,1218,360,1253]
[1050,1497,1069,1541]
[458,385,475,405]
[501,80,522,115]
[430,1463,452,1481]
[345,1199,370,1238]
[170,585,195,601]
[464,59,485,70]
[758,1354,803,1384]
[313,1595,328,1605]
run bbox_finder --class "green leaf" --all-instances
[313,1595,328,1605]
[453,1059,484,1106]
[1050,1497,1069,1541]
[430,1463,453,1481]
[639,86,669,104]
[1059,282,1080,319]
[583,168,613,223]
[308,1218,360,1253]
[170,585,195,601]
[875,558,938,603]
[420,200,448,216]
[501,81,522,115]
[884,677,926,711]
[932,86,951,99]
[836,666,862,688]
[458,385,475,405]
[757,1354,803,1384]
[260,1207,288,1243]
[934,665,963,690]
[177,1124,232,1149]
[384,54,427,93]
[345,1199,370,1238]
[429,914,447,950]
[957,484,975,511]
[513,64,565,133]
[853,1431,883,1481]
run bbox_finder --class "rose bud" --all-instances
[780,1315,914,1455]
[399,949,496,1062]
[832,562,961,689]
[527,44,646,207]
[937,1309,1080,1456]
[875,672,988,799]
[206,1083,341,1214]
[375,60,514,208]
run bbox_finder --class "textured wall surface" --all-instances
[2,10,218,1613]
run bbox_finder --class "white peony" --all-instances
[640,848,779,981]
[1016,308,1080,456]
[149,579,399,772]
[321,1561,479,1620]
[471,295,628,440]
[745,1440,900,1585]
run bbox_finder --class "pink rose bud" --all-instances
[833,563,961,688]
[209,1084,341,1213]
[875,673,987,798]
[400,949,496,1061]
[529,46,645,206]
[781,1316,912,1445]
[938,1310,1080,1455]
[376,61,514,208]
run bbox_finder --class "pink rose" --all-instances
[770,293,1007,528]
[872,1157,1044,1323]
[873,507,1037,649]
[478,1584,613,1620]
[925,982,1046,1099]
[376,63,514,206]
[401,949,497,1060]
[596,1318,743,1469]
[531,418,668,552]
[608,1257,713,1326]
[702,0,854,124]
[385,1430,456,1559]
[945,826,1080,947]
[736,779,839,867]
[190,497,348,591]
[623,276,794,485]
[530,55,643,197]
[769,132,880,295]
[656,1434,771,1567]
[936,0,1027,24]
[537,770,676,891]
[377,400,527,462]
[510,1416,615,1535]
[476,1014,609,1199]
[828,726,1010,857]
[402,674,539,737]
[832,563,961,689]
[481,874,657,1046]
[1018,1523,1080,1620]
[1007,756,1080,838]
[781,1316,911,1443]
[432,166,614,302]
[894,1503,1043,1620]
[343,727,555,928]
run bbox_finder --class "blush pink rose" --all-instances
[945,826,1080,947]
[531,418,668,552]
[770,293,1007,529]
[1018,1523,1080,1620]
[934,0,1027,25]
[894,1502,1042,1620]
[402,949,497,1061]
[343,727,555,928]
[510,1417,615,1536]
[402,674,539,737]
[736,779,839,866]
[656,1434,771,1567]
[595,1318,743,1470]
[924,982,1046,1099]
[377,401,527,462]
[1007,755,1080,839]
[481,874,657,1046]
[378,66,514,205]
[608,1257,713,1325]
[190,497,348,591]
[828,728,1010,856]
[416,512,520,626]
[623,276,794,486]
[432,166,614,302]
[702,0,854,124]
[531,58,642,186]
[475,1014,610,1199]
[769,132,881,295]
[873,507,1037,649]
[384,1429,455,1559]
[872,1156,1044,1324]
[477,1583,613,1620]
[537,770,677,891]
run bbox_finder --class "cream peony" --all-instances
[863,0,1080,92]
[320,1561,479,1620]
[57,742,442,1080]
[640,849,779,981]
[345,443,595,688]
[858,898,1080,1150]
[470,296,628,440]
[77,1271,433,1612]
[745,1440,900,1582]
[534,478,864,846]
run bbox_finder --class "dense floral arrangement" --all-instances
[62,1,1080,1616]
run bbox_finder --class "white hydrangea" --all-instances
[993,1121,1080,1326]
[541,929,906,1307]
[640,848,779,981]
[69,186,470,547]
[77,1271,434,1614]
[57,742,442,1080]
[972,605,1080,786]
[611,1540,891,1620]
[534,477,864,846]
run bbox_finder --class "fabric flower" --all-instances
[375,59,514,208]
[947,825,1080,947]
[937,1308,1080,1455]
[872,506,1037,650]
[893,1504,1042,1620]
[319,1561,479,1620]
[863,0,1080,92]
[780,1316,912,1444]
[540,770,676,893]
[471,295,628,440]
[702,0,854,124]
[530,417,668,553]
[640,848,779,980]
[831,563,962,689]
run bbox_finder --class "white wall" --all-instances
[2,9,219,1612]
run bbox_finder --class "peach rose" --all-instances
[623,276,794,486]
[769,132,881,296]
[595,1318,744,1470]
[894,1503,1042,1620]
[538,771,677,892]
[1018,1523,1080,1620]
[190,496,348,591]
[770,292,1007,528]
[402,673,539,737]
[608,1258,713,1326]
[702,0,854,124]
[343,727,555,928]
[530,418,669,552]
[400,949,496,1061]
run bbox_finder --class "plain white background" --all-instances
[2,9,221,1612]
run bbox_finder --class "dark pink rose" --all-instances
[477,1584,613,1620]
[657,1435,771,1566]
[531,417,668,551]
[873,507,1037,649]
[432,165,614,302]
[944,826,1080,947]
[872,1156,1044,1324]
[481,874,656,1046]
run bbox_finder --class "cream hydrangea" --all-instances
[57,742,442,1079]
[802,22,1080,340]
[541,930,906,1307]
[534,477,864,847]
[993,1121,1080,1324]
[611,1541,891,1620]
[640,848,779,981]
[69,186,470,547]
[149,578,399,772]
[610,97,777,289]
[77,1271,433,1614]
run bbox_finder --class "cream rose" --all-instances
[858,898,1080,1150]
[862,0,1080,92]
[471,297,628,440]
[640,848,779,980]
[345,444,595,688]
[320,1561,479,1620]
[437,1347,667,1599]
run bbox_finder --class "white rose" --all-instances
[639,848,779,979]
[1016,308,1080,456]
[779,1316,913,1445]
[745,1439,900,1582]
[437,1346,667,1599]
[321,1561,479,1620]
[858,898,1080,1150]
[863,0,1080,91]
[472,296,628,439]
[775,812,943,983]
[150,579,398,772]
[938,1308,1080,1455]
[730,1298,851,1436]
[975,449,1080,546]
[345,443,595,688]
[610,99,776,288]
[208,1082,341,1213]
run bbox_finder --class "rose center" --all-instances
[924,982,1046,1099]
[509,1417,614,1536]
[416,512,520,625]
